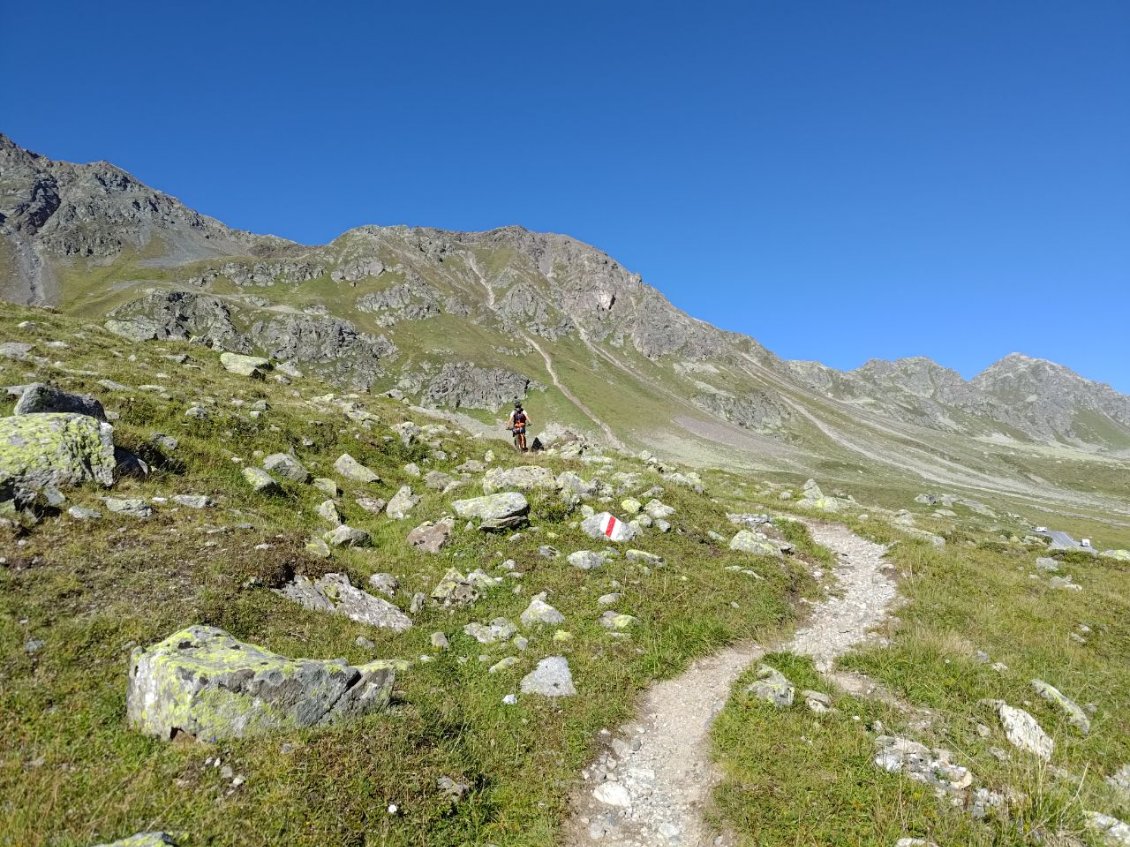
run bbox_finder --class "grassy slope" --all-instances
[0,302,817,847]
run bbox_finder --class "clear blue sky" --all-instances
[3,1,1128,391]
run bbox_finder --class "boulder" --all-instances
[356,496,387,514]
[431,569,481,606]
[452,492,529,523]
[996,703,1053,760]
[126,625,394,741]
[368,573,399,596]
[581,512,637,542]
[520,656,576,697]
[520,593,565,627]
[599,611,638,631]
[1031,679,1090,734]
[316,499,342,525]
[13,383,106,420]
[482,465,557,494]
[746,665,795,707]
[334,453,381,484]
[277,573,412,632]
[312,477,341,497]
[220,352,271,377]
[407,518,454,553]
[385,485,419,520]
[1,413,116,502]
[263,453,310,483]
[242,466,280,494]
[172,494,212,509]
[424,470,455,491]
[567,550,604,570]
[323,525,371,548]
[729,530,783,558]
[1035,557,1060,572]
[643,499,675,520]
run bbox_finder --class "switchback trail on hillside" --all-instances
[566,521,896,847]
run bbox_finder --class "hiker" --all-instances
[507,401,530,452]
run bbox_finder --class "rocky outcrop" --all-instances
[13,383,107,420]
[690,389,791,432]
[126,625,395,741]
[419,362,535,412]
[105,291,247,349]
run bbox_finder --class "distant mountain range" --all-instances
[3,132,1128,494]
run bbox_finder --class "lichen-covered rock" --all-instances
[520,593,565,627]
[407,517,454,553]
[242,466,279,494]
[1101,549,1130,562]
[277,573,412,632]
[263,452,310,483]
[1032,679,1090,734]
[334,453,381,484]
[626,549,664,566]
[729,530,783,558]
[431,569,482,606]
[482,465,557,494]
[93,833,179,847]
[520,656,576,697]
[746,665,795,707]
[126,625,394,742]
[452,492,529,523]
[599,611,639,631]
[102,497,153,518]
[1,413,116,502]
[13,383,106,420]
[385,485,419,520]
[323,525,371,548]
[220,352,271,377]
[463,618,517,643]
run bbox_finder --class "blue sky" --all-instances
[3,1,1128,391]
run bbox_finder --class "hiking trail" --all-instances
[566,520,897,847]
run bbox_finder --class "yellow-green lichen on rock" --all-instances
[0,412,116,500]
[126,625,394,743]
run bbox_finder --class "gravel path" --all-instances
[565,520,895,847]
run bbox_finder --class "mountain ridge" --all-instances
[3,132,1130,490]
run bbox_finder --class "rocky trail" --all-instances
[567,520,896,847]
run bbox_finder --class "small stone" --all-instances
[312,477,340,497]
[68,505,101,520]
[171,494,212,509]
[520,593,566,627]
[334,453,381,484]
[488,657,519,674]
[430,632,450,650]
[520,656,576,697]
[316,499,342,525]
[567,550,604,570]
[997,703,1054,760]
[102,497,153,518]
[242,467,280,494]
[386,485,420,520]
[593,781,632,808]
[263,453,310,483]
[323,525,371,548]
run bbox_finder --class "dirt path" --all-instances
[566,520,895,846]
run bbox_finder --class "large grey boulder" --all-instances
[13,383,107,421]
[126,625,395,742]
[1,413,116,502]
[482,465,557,494]
[452,492,529,523]
[277,573,412,632]
[263,452,310,483]
[334,453,381,484]
[520,656,576,697]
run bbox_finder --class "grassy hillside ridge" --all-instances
[0,302,817,846]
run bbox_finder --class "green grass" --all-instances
[0,302,816,846]
[711,518,1130,846]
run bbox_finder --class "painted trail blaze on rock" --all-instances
[126,625,394,742]
[581,511,636,542]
